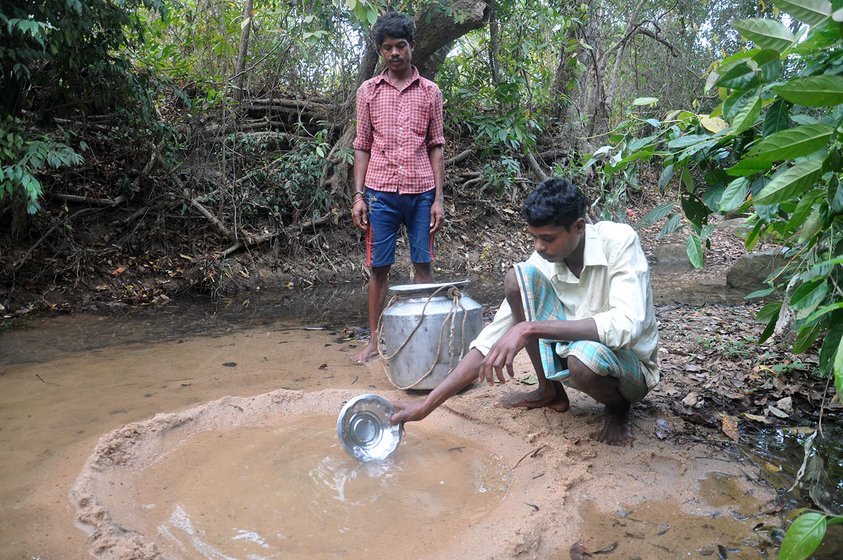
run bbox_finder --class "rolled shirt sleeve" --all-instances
[469,298,515,356]
[426,87,445,149]
[353,84,373,152]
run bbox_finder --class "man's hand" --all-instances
[478,323,529,385]
[352,199,368,231]
[429,199,444,234]
[390,400,430,424]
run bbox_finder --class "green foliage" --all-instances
[0,117,84,214]
[1,0,171,216]
[1,0,167,106]
[779,511,830,560]
[583,3,843,554]
[778,428,843,560]
[480,156,522,196]
[228,130,334,224]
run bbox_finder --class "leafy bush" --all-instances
[584,1,843,556]
[0,117,83,214]
[227,130,333,224]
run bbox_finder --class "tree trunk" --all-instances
[487,1,502,87]
[321,0,490,198]
[550,24,579,110]
[601,0,646,129]
[232,0,254,101]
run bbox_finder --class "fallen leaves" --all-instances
[720,414,740,442]
[653,301,826,430]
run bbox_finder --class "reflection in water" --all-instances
[740,424,843,514]
[140,416,509,559]
[739,425,843,559]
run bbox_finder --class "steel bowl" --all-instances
[337,394,402,461]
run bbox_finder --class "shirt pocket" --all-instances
[409,92,431,137]
[580,269,610,314]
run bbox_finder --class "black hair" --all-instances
[521,177,587,229]
[373,12,415,47]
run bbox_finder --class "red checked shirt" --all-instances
[353,66,445,194]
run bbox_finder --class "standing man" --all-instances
[391,177,660,445]
[351,12,446,364]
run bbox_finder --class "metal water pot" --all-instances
[379,281,483,390]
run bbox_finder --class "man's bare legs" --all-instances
[495,268,570,412]
[566,356,633,446]
[352,265,390,364]
[351,261,433,364]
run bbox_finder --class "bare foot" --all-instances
[598,403,634,446]
[497,380,570,412]
[351,340,379,365]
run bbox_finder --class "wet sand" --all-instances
[0,305,782,559]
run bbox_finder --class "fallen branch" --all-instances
[181,188,234,241]
[525,152,547,181]
[51,193,126,206]
[220,210,347,258]
[12,207,99,272]
[446,148,475,166]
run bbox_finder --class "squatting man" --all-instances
[390,177,660,445]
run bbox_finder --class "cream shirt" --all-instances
[470,221,660,389]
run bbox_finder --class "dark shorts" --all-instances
[365,189,435,268]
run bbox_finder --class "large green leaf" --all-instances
[716,61,759,89]
[656,213,682,239]
[747,124,833,161]
[723,88,760,121]
[731,93,763,135]
[793,323,823,353]
[780,512,826,560]
[785,193,821,233]
[774,75,843,107]
[791,278,826,307]
[819,314,843,374]
[798,205,824,244]
[658,164,674,191]
[804,301,843,326]
[667,134,712,149]
[719,177,751,211]
[793,280,830,320]
[829,175,843,211]
[733,18,795,52]
[681,191,711,224]
[776,0,832,27]
[727,158,773,177]
[636,202,674,229]
[753,160,824,204]
[686,234,703,269]
[757,300,782,343]
[753,49,783,82]
[763,99,791,136]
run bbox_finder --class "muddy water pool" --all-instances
[141,418,507,560]
[83,412,512,559]
[0,285,815,559]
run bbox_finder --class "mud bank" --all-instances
[71,383,778,560]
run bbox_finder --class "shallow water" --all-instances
[0,302,378,558]
[0,283,830,559]
[740,425,843,513]
[134,416,508,559]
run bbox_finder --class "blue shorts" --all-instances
[365,189,435,268]
[514,262,650,403]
